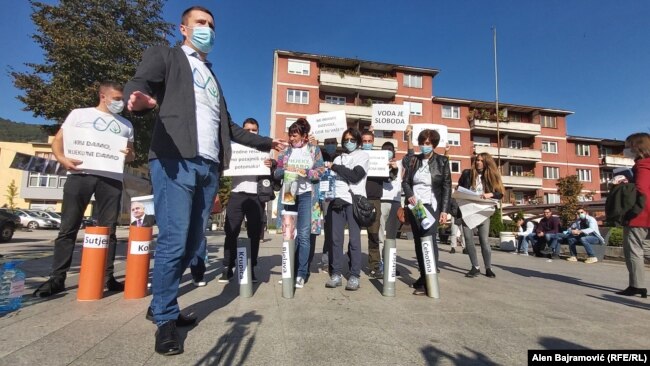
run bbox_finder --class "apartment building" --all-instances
[269,50,633,205]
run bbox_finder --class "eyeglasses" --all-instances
[343,139,357,144]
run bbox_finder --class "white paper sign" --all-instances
[422,239,437,274]
[224,143,271,177]
[281,241,292,279]
[237,247,249,285]
[388,248,397,282]
[83,234,109,249]
[307,110,347,141]
[372,104,409,131]
[63,127,127,174]
[130,240,151,255]
[367,150,390,177]
[411,124,448,148]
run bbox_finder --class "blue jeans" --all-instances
[285,192,312,279]
[517,234,536,253]
[545,233,562,255]
[149,157,219,325]
[566,235,600,257]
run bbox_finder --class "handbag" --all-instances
[348,189,376,227]
[396,205,406,224]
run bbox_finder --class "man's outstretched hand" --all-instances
[127,91,157,112]
[272,139,288,152]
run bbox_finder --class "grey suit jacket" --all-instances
[124,46,272,170]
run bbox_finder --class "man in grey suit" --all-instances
[125,5,286,356]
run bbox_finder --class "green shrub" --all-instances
[607,227,624,247]
[489,209,505,237]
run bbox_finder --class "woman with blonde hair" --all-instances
[458,152,504,278]
[617,132,650,298]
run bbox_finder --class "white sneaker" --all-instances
[193,279,207,287]
[584,257,598,264]
[295,276,305,289]
[511,251,519,255]
[566,256,578,262]
[521,252,529,256]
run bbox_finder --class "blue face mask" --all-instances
[344,142,357,152]
[420,146,433,155]
[362,143,373,151]
[324,144,337,155]
[579,213,586,220]
[189,26,215,54]
[386,151,394,160]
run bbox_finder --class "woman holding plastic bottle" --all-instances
[274,118,325,289]
[401,126,451,295]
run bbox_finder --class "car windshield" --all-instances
[48,212,61,218]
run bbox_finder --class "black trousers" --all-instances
[223,192,263,269]
[51,174,122,280]
[406,204,439,279]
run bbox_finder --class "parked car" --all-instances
[3,209,59,230]
[0,209,21,242]
[30,210,62,226]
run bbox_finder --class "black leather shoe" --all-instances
[155,321,182,356]
[465,267,480,278]
[106,277,125,292]
[616,286,648,298]
[485,268,496,278]
[146,307,197,327]
[410,277,425,289]
[449,248,456,254]
[33,277,65,298]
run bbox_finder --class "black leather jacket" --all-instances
[402,153,452,214]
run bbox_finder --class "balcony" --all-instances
[601,155,634,168]
[469,119,541,136]
[319,70,398,98]
[501,175,543,189]
[474,145,541,162]
[319,102,371,120]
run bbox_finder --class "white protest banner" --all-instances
[307,110,347,141]
[411,124,448,147]
[63,127,127,174]
[223,143,270,177]
[367,150,390,177]
[372,104,409,131]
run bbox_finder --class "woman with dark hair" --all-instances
[458,152,504,278]
[323,128,368,291]
[617,132,650,298]
[275,118,325,289]
[402,128,451,295]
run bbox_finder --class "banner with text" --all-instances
[63,127,127,174]
[307,110,347,141]
[223,143,270,177]
[371,104,409,131]
[411,124,448,148]
[367,150,390,177]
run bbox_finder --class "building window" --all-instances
[473,136,491,147]
[542,141,558,153]
[509,139,523,149]
[509,165,524,176]
[543,166,559,179]
[287,59,310,75]
[441,105,460,119]
[287,89,309,104]
[447,132,461,146]
[577,169,592,182]
[403,101,422,116]
[545,193,561,204]
[285,117,297,131]
[449,160,461,173]
[576,143,591,156]
[509,113,522,122]
[403,74,422,88]
[601,171,613,184]
[28,172,58,188]
[541,115,557,128]
[325,95,345,105]
[513,192,525,204]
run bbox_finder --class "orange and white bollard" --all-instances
[77,226,110,301]
[124,226,153,299]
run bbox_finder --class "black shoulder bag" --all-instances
[348,189,376,227]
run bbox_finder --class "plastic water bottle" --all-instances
[0,262,25,313]
[319,169,337,201]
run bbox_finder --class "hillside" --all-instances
[0,117,50,143]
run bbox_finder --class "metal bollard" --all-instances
[237,237,253,298]
[421,236,440,299]
[382,239,397,297]
[281,239,295,299]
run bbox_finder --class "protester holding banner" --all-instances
[458,153,504,278]
[124,6,287,356]
[362,131,399,278]
[217,118,276,284]
[323,128,369,291]
[33,81,135,298]
[401,128,451,295]
[379,141,403,256]
[274,118,325,289]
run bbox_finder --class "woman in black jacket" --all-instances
[458,152,504,278]
[402,128,451,295]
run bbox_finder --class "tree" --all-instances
[4,180,19,210]
[218,177,233,207]
[557,175,583,228]
[11,0,173,166]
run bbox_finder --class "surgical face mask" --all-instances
[324,144,337,155]
[420,145,433,155]
[623,148,635,159]
[292,140,304,148]
[362,143,373,151]
[385,150,394,160]
[579,213,586,220]
[188,26,215,53]
[107,100,124,114]
[344,142,357,152]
